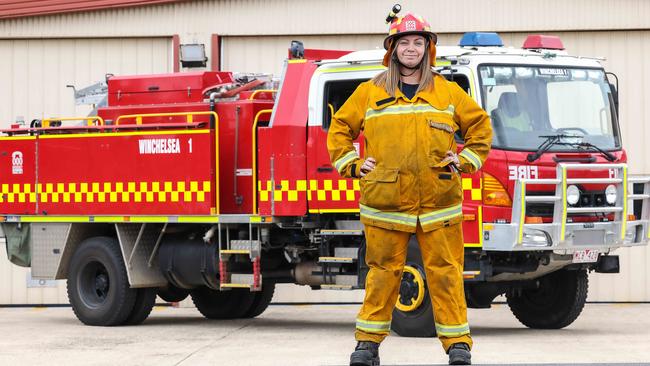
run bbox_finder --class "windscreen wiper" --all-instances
[567,141,617,162]
[527,134,618,163]
[527,134,578,162]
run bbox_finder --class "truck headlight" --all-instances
[605,185,617,205]
[522,228,552,247]
[567,185,580,206]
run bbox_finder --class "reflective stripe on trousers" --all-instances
[359,203,463,232]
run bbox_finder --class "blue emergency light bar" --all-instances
[459,32,504,47]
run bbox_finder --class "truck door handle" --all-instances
[317,166,334,173]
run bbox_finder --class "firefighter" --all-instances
[327,9,492,366]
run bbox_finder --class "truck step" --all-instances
[220,249,251,255]
[220,283,254,289]
[318,256,355,263]
[318,247,359,264]
[319,229,363,236]
[220,273,262,291]
[320,284,355,290]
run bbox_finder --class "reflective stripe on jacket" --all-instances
[327,75,492,232]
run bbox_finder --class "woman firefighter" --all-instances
[327,7,493,366]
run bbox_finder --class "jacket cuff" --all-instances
[457,156,475,174]
[458,148,483,173]
[349,159,364,178]
[333,150,360,176]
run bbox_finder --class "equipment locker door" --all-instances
[0,137,37,215]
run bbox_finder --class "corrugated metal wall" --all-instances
[0,38,172,124]
[0,0,648,304]
[1,0,649,37]
[0,37,171,304]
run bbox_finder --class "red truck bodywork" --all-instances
[0,64,625,246]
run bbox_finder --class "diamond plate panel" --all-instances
[116,223,167,288]
[229,240,261,258]
[31,223,71,279]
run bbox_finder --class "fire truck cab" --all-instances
[1,33,649,335]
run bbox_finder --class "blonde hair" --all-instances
[372,40,435,96]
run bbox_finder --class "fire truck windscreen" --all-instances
[479,66,620,152]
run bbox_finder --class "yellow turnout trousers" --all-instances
[355,222,472,352]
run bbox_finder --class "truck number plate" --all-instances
[572,249,599,263]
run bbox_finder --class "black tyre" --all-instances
[391,238,436,337]
[507,269,588,329]
[190,287,256,319]
[158,284,190,303]
[67,236,137,326]
[243,282,276,318]
[123,287,157,325]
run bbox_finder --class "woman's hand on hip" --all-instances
[442,151,461,172]
[360,157,376,177]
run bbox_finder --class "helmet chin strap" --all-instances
[392,54,420,76]
[399,67,419,77]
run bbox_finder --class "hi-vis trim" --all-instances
[3,215,221,223]
[316,65,386,74]
[435,322,470,337]
[259,178,482,203]
[356,318,391,334]
[360,204,418,227]
[459,148,482,170]
[0,181,210,203]
[258,179,360,202]
[365,104,454,121]
[333,150,359,174]
[621,166,628,240]
[419,204,463,225]
[37,129,209,140]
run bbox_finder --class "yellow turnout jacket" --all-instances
[327,75,492,233]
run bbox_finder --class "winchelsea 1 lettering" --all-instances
[138,138,181,155]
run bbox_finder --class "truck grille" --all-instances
[526,191,609,218]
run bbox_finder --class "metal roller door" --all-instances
[0,37,171,305]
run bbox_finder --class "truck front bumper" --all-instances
[483,163,650,253]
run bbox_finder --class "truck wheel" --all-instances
[158,284,189,303]
[67,236,137,326]
[123,287,157,325]
[243,282,276,318]
[507,269,588,329]
[191,287,256,319]
[391,238,436,337]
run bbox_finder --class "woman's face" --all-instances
[395,35,426,68]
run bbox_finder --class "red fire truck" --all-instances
[1,33,648,334]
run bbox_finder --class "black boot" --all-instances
[448,343,471,365]
[349,341,380,366]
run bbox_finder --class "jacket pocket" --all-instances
[426,118,456,166]
[360,168,401,211]
[428,156,462,207]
